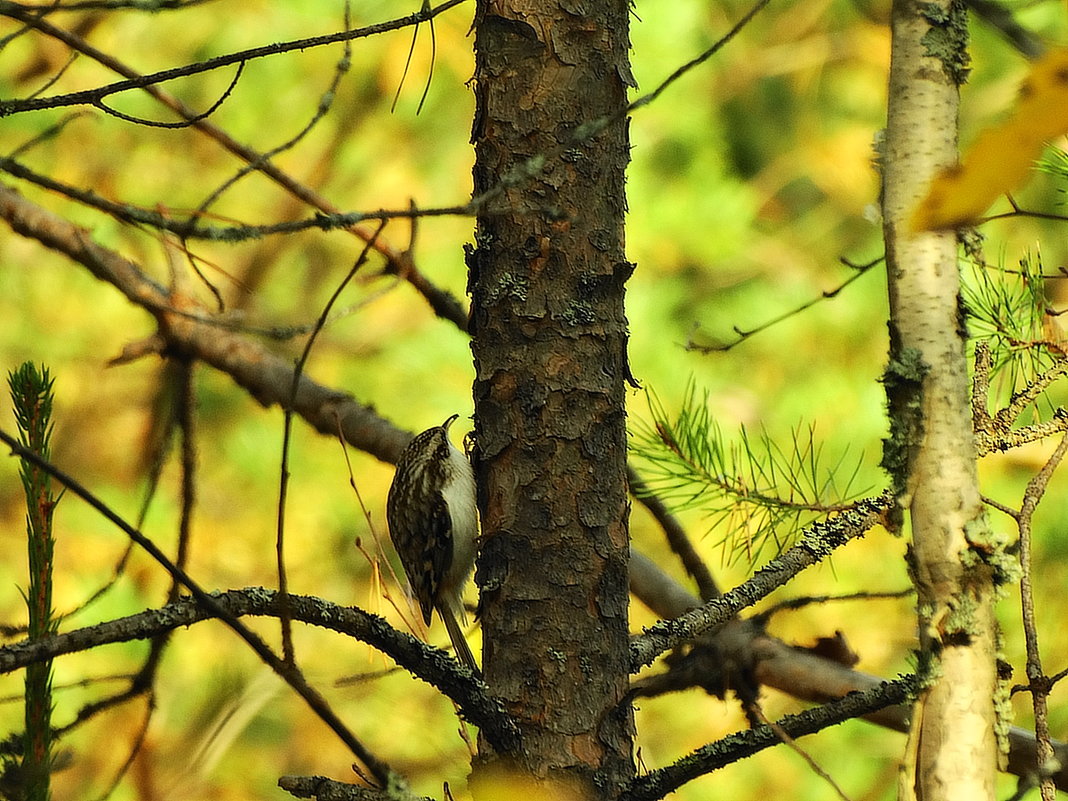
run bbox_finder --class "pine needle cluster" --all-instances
[961,244,1065,415]
[629,384,868,565]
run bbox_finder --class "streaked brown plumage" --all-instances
[386,415,479,673]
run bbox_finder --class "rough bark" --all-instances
[882,1,999,798]
[468,0,635,795]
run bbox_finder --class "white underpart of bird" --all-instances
[436,428,478,670]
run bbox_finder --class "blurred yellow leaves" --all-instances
[912,48,1068,231]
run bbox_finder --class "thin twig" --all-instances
[188,9,352,226]
[626,0,771,116]
[391,0,436,115]
[618,676,915,801]
[277,224,385,664]
[0,432,403,790]
[92,61,245,127]
[754,588,913,622]
[0,4,469,328]
[0,0,467,115]
[172,359,197,603]
[1016,432,1068,801]
[747,702,854,801]
[0,153,473,238]
[980,493,1019,520]
[687,256,883,353]
[267,7,361,663]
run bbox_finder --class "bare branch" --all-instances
[629,492,892,670]
[618,677,915,801]
[0,182,412,463]
[628,546,1068,792]
[0,588,521,754]
[1012,432,1068,801]
[276,225,384,664]
[92,61,245,127]
[0,7,467,327]
[625,0,771,116]
[0,153,473,240]
[628,466,720,601]
[0,432,403,787]
[0,0,468,116]
[686,256,882,354]
[965,0,1045,59]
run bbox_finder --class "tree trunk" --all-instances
[467,0,635,796]
[882,1,999,798]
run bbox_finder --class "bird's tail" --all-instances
[438,601,480,677]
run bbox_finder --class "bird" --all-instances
[386,414,479,674]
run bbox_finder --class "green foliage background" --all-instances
[1,0,1068,798]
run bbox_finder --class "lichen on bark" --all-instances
[919,0,971,85]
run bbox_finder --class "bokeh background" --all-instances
[2,0,1068,798]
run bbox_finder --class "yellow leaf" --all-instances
[912,48,1068,231]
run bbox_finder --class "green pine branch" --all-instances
[961,246,1064,417]
[8,362,59,801]
[630,384,868,565]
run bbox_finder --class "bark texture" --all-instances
[468,0,635,795]
[882,1,999,798]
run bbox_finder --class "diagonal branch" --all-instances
[629,492,892,670]
[0,182,412,464]
[1,4,468,328]
[628,466,720,601]
[0,588,521,754]
[619,677,915,801]
[0,432,403,789]
[0,0,468,116]
[628,548,1068,793]
[964,0,1045,59]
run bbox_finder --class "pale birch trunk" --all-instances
[882,1,999,799]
